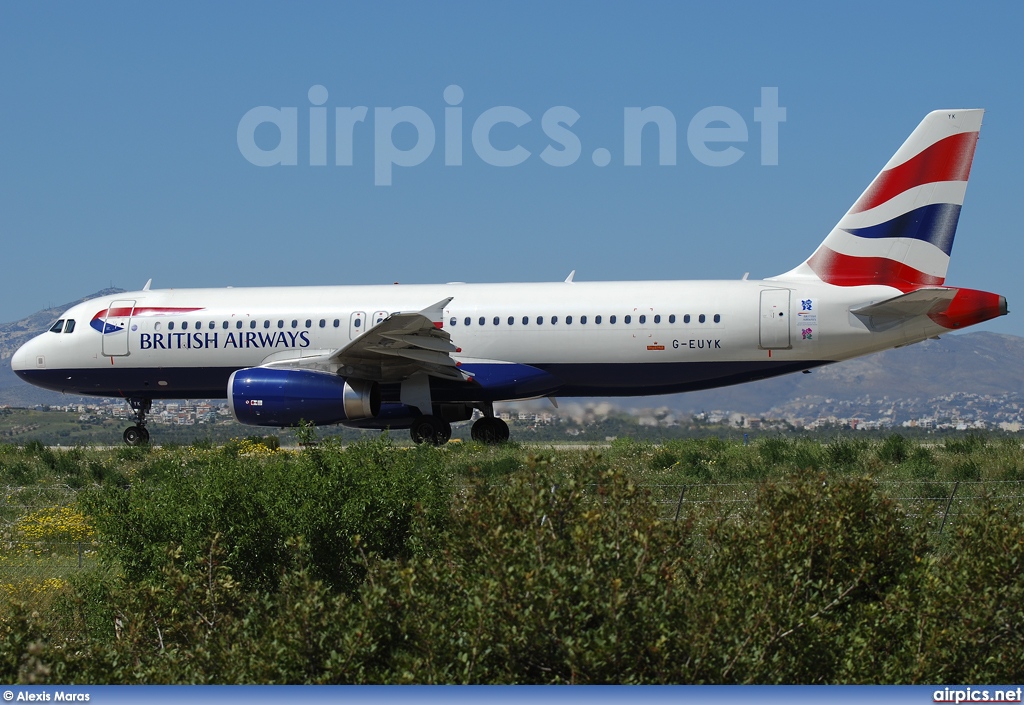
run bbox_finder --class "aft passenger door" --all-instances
[101,300,136,357]
[759,289,791,349]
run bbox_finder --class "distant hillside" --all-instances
[0,288,125,406]
[618,331,1024,415]
[0,293,1020,415]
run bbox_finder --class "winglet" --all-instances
[565,270,576,283]
[419,297,453,328]
[142,279,152,291]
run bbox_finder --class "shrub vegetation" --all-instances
[0,434,1022,683]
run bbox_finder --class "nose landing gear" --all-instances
[123,397,152,446]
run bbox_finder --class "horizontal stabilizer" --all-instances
[851,288,957,330]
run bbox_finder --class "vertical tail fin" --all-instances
[776,109,983,291]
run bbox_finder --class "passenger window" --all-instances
[493,316,499,325]
[669,314,676,324]
[319,319,326,328]
[465,317,471,326]
[639,315,646,324]
[654,315,660,324]
[508,316,514,325]
[522,316,529,325]
[595,315,602,324]
[209,321,216,330]
[50,319,65,333]
[236,321,243,329]
[154,322,162,331]
[182,322,189,330]
[566,315,572,324]
[168,322,175,331]
[264,320,271,329]
[581,315,587,324]
[479,317,485,326]
[699,314,706,323]
[305,319,312,328]
[684,314,690,324]
[291,320,298,328]
[64,320,76,334]
[450,317,457,327]
[276,320,283,328]
[333,319,340,328]
[537,316,543,325]
[250,320,257,329]
[354,319,361,328]
[624,315,631,324]
[610,315,617,324]
[714,314,721,323]
[551,316,558,324]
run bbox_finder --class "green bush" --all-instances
[81,436,452,593]
[4,439,1023,684]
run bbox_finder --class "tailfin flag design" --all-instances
[777,110,983,291]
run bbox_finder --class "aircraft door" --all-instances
[759,289,791,349]
[349,311,366,339]
[101,300,136,357]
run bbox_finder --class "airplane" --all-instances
[10,109,1007,446]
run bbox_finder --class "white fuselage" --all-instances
[11,278,938,402]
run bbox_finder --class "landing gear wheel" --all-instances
[123,425,149,446]
[471,417,510,445]
[410,415,452,446]
[122,398,153,446]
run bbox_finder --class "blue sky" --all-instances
[2,2,1022,335]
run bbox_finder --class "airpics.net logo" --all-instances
[237,86,786,186]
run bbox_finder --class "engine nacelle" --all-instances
[228,367,380,427]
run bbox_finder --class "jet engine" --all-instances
[228,367,380,427]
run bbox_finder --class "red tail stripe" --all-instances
[850,132,978,214]
[807,248,944,292]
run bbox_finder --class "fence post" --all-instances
[939,481,960,535]
[673,485,687,522]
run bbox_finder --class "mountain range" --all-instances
[0,290,1020,415]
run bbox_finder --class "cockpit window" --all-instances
[64,320,76,334]
[50,319,65,333]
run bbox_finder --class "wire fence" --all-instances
[1,485,100,600]
[3,480,1024,598]
[646,479,1024,532]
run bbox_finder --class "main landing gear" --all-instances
[408,412,510,446]
[409,415,452,446]
[470,416,510,444]
[123,398,151,446]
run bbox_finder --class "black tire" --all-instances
[471,417,510,445]
[410,415,451,446]
[123,426,147,446]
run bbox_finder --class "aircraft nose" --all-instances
[10,338,38,374]
[11,342,28,372]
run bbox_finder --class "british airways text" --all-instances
[138,331,311,351]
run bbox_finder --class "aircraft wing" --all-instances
[263,298,468,382]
